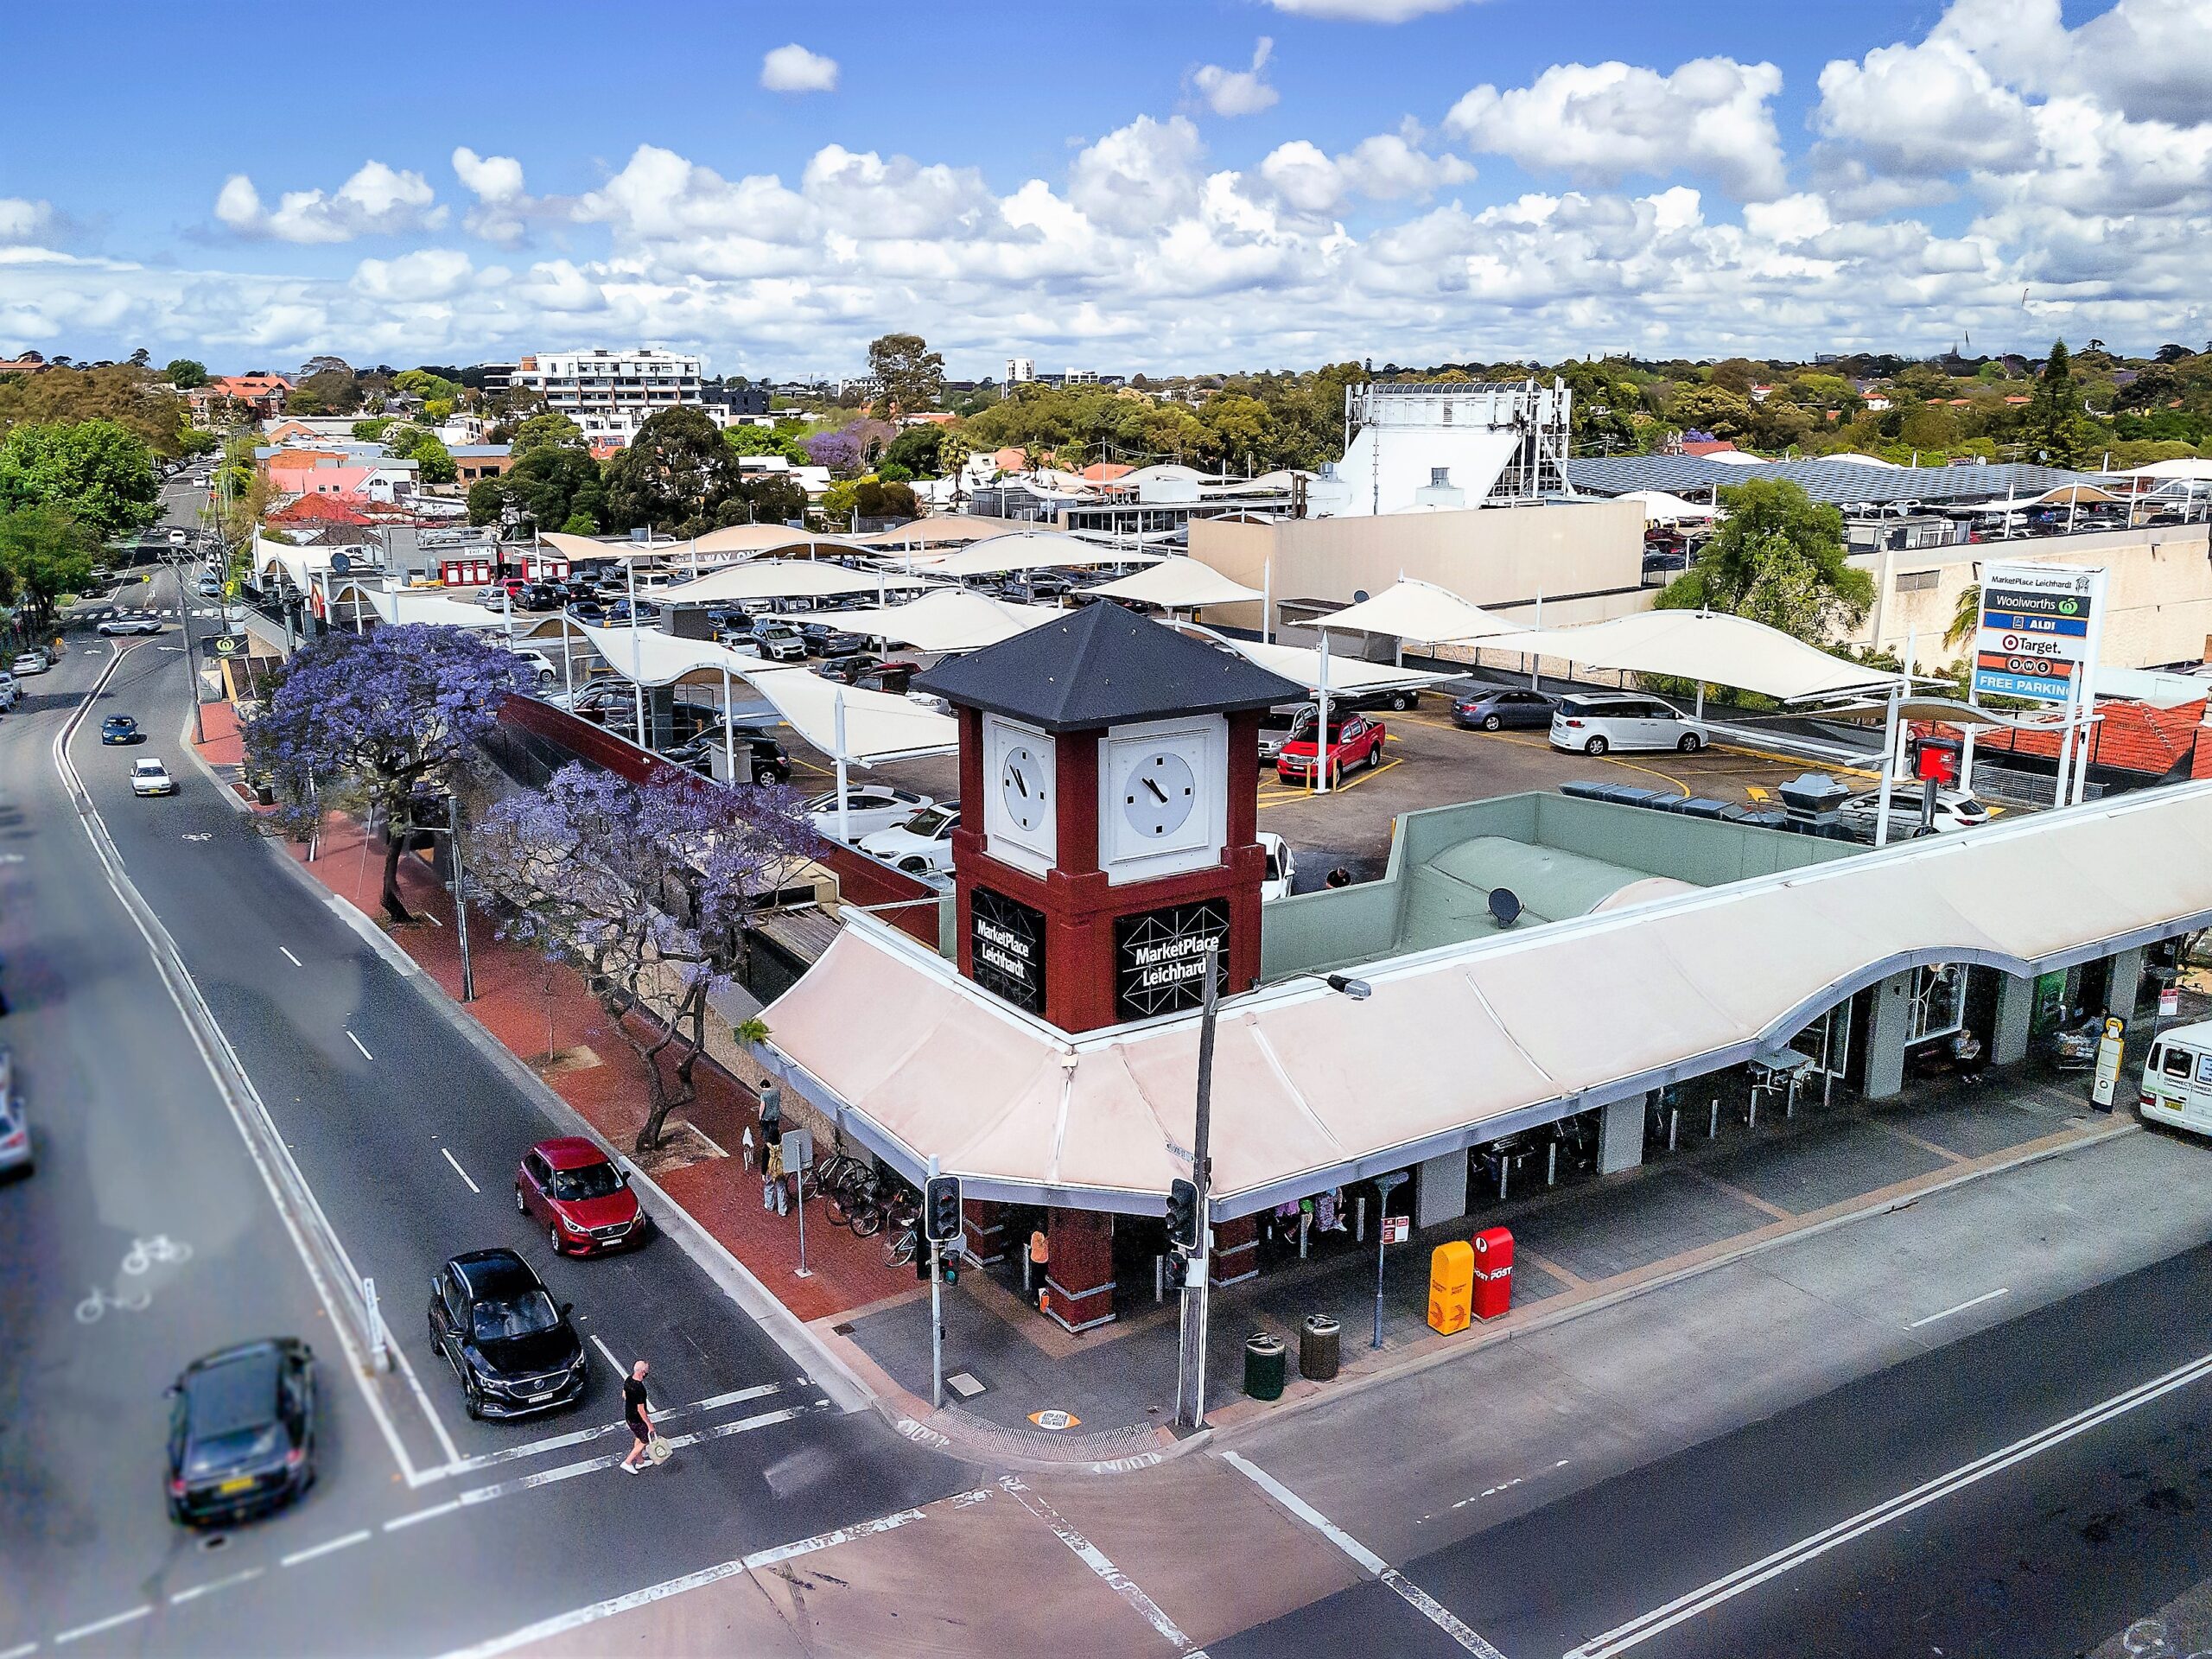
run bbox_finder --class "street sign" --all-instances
[781,1127,813,1171]
[1382,1216,1410,1244]
[212,635,239,656]
[2161,988,2182,1018]
[1972,562,2106,705]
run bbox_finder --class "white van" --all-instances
[2139,1020,2212,1135]
[1549,693,1711,757]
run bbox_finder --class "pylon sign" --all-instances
[1973,562,2106,705]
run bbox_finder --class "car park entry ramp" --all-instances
[760,779,2212,1219]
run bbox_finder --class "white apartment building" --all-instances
[512,348,707,445]
[1006,358,1035,385]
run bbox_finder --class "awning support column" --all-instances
[834,688,851,844]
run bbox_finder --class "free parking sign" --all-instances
[1972,563,2105,706]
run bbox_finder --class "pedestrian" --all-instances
[1325,867,1352,889]
[762,1122,789,1217]
[618,1359,655,1474]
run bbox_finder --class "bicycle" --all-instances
[883,1226,918,1268]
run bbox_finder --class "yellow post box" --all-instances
[1427,1239,1474,1335]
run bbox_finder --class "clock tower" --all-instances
[912,603,1305,1034]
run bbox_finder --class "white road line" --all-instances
[0,1640,38,1658]
[1565,1345,2212,1658]
[169,1566,264,1604]
[280,1528,372,1568]
[345,1028,373,1061]
[435,1382,783,1478]
[590,1333,623,1373]
[1906,1287,2010,1329]
[278,946,302,967]
[452,1403,822,1510]
[440,1147,480,1193]
[1223,1452,1506,1659]
[435,1504,931,1659]
[998,1475,1206,1654]
[53,1605,152,1644]
[385,1500,462,1532]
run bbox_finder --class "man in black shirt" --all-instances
[618,1358,655,1473]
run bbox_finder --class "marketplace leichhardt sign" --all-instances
[1114,899,1230,1022]
[970,887,1046,1014]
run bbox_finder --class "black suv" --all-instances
[166,1338,317,1526]
[427,1249,586,1421]
[665,727,791,785]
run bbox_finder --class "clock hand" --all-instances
[1143,777,1167,804]
[1007,764,1028,798]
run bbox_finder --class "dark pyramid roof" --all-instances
[912,601,1305,734]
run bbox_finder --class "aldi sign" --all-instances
[1972,563,2105,705]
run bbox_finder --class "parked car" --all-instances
[504,647,558,688]
[859,801,962,875]
[1548,694,1708,757]
[517,582,564,612]
[100,715,143,744]
[569,598,607,622]
[426,1249,586,1421]
[0,673,18,712]
[1256,703,1312,768]
[99,613,164,636]
[515,1139,650,1256]
[1276,710,1388,784]
[804,785,933,840]
[0,1048,29,1178]
[1258,830,1295,903]
[2139,1019,2212,1135]
[1836,786,1993,838]
[755,624,808,663]
[10,652,47,677]
[168,528,189,547]
[1452,687,1561,733]
[130,759,177,797]
[196,574,223,598]
[664,727,791,785]
[165,1338,317,1526]
[817,654,920,687]
[1334,685,1425,714]
[798,621,866,657]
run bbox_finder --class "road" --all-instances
[0,487,965,1656]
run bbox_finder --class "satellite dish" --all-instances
[1353,589,1370,603]
[1488,887,1523,927]
[330,551,353,575]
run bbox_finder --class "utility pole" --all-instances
[447,791,475,1002]
[1174,940,1220,1431]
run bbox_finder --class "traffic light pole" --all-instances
[927,1154,944,1411]
[1175,942,1220,1431]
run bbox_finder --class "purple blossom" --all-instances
[804,431,861,475]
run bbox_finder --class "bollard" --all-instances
[1708,1097,1719,1140]
[1355,1193,1367,1244]
[1748,1093,1758,1130]
[1668,1107,1679,1151]
[1154,1255,1165,1305]
[1499,1157,1510,1204]
[1299,1209,1311,1261]
[1546,1141,1558,1188]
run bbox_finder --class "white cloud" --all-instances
[352,248,476,302]
[1446,58,1788,200]
[1262,0,1479,19]
[452,147,533,244]
[213,162,445,244]
[800,145,995,239]
[760,43,838,94]
[1259,127,1472,213]
[1193,39,1280,118]
[1067,116,1205,235]
[0,198,54,244]
[1815,39,2037,175]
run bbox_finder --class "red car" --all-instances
[515,1138,650,1256]
[1275,711,1388,785]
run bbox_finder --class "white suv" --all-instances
[1549,693,1710,757]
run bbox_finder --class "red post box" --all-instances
[1471,1225,1514,1321]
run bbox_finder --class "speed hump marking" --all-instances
[1028,1409,1081,1431]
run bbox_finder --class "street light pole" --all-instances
[1174,940,1220,1431]
[447,791,475,1003]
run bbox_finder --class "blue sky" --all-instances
[0,1,2204,375]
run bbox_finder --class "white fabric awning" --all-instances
[1090,558,1262,609]
[1311,578,1519,643]
[763,779,2212,1215]
[658,561,926,605]
[1617,489,1720,524]
[575,621,754,687]
[367,589,503,630]
[253,535,340,593]
[687,524,861,557]
[537,531,664,564]
[834,588,1061,652]
[1483,609,1900,702]
[919,530,1164,577]
[743,664,958,762]
[1218,634,1460,696]
[846,516,1023,548]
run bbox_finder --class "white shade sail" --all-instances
[1090,557,1262,609]
[1484,609,1900,702]
[845,515,1023,548]
[367,589,503,630]
[537,531,666,564]
[2113,460,2212,481]
[1616,489,1720,524]
[1218,633,1461,696]
[658,561,926,605]
[919,530,1164,577]
[253,534,341,593]
[1310,578,1520,643]
[575,621,755,686]
[744,664,958,762]
[762,779,2212,1215]
[687,524,861,557]
[834,588,1061,652]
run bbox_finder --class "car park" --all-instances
[515,1138,650,1256]
[1258,830,1296,902]
[165,1338,317,1526]
[100,715,143,744]
[1452,687,1561,732]
[1548,693,1708,756]
[1835,786,1992,838]
[859,801,962,875]
[426,1249,586,1421]
[804,785,933,839]
[1276,710,1388,784]
[10,651,46,677]
[130,759,177,796]
[98,612,164,636]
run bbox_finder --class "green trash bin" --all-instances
[1243,1332,1287,1401]
[1300,1314,1341,1382]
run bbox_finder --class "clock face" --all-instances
[1000,743,1049,831]
[1122,749,1197,840]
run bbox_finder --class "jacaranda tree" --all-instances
[467,765,817,1151]
[244,623,530,922]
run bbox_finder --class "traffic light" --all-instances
[1166,1178,1199,1251]
[925,1174,963,1246]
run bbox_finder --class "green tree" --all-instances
[2024,340,2096,468]
[724,423,811,464]
[507,411,588,459]
[866,333,945,416]
[602,408,741,537]
[881,423,943,476]
[0,419,162,538]
[165,359,210,390]
[0,505,98,626]
[1945,582,1982,650]
[1656,478,1872,645]
[411,437,456,485]
[468,444,606,533]
[1667,383,1758,442]
[0,365,192,456]
[466,475,508,528]
[394,368,464,406]
[559,511,599,536]
[352,416,396,442]
[286,369,362,416]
